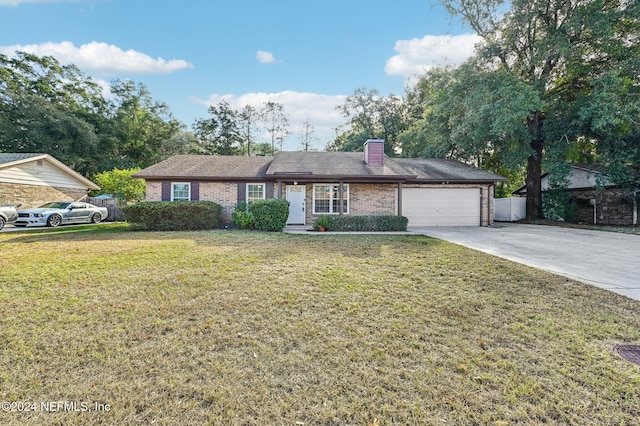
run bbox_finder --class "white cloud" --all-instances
[385,33,481,77]
[256,50,278,64]
[0,41,193,74]
[193,91,347,151]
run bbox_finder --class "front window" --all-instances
[313,184,348,214]
[247,183,265,204]
[172,183,190,201]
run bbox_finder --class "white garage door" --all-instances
[403,188,480,226]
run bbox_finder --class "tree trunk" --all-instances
[526,111,544,221]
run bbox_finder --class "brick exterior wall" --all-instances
[145,181,275,223]
[0,182,89,209]
[146,180,496,226]
[290,183,398,225]
[348,184,397,216]
[569,188,636,225]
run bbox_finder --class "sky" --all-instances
[0,0,478,151]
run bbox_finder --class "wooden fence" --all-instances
[86,197,125,222]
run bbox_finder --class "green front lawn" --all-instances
[1,224,639,425]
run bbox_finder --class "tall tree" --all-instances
[298,120,317,151]
[261,101,290,155]
[237,105,260,156]
[109,79,182,167]
[436,0,639,220]
[193,101,242,155]
[331,88,409,155]
[0,52,191,174]
[0,52,105,175]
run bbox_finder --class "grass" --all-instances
[1,224,640,425]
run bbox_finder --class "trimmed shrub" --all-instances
[232,201,255,229]
[249,198,290,232]
[123,201,222,231]
[324,215,408,232]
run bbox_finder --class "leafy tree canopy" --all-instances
[91,168,146,204]
[0,52,188,176]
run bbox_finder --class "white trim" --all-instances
[312,183,349,214]
[171,182,191,201]
[246,183,266,204]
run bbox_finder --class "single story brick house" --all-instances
[0,153,100,208]
[134,140,506,227]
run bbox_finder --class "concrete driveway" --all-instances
[410,223,640,301]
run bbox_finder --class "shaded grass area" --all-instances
[1,224,639,425]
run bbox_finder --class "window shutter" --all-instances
[237,183,246,204]
[266,183,274,198]
[161,181,171,201]
[190,181,200,201]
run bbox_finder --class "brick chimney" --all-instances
[364,139,385,166]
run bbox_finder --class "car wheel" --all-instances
[46,214,62,227]
[0,217,5,230]
[91,213,102,224]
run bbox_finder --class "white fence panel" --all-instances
[494,197,526,222]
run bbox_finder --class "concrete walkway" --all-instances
[410,223,640,301]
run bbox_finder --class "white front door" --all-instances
[286,185,306,224]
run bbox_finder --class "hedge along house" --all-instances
[134,140,506,227]
[0,153,100,208]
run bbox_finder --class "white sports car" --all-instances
[15,201,108,227]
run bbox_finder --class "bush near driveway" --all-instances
[122,201,222,230]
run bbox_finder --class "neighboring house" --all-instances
[0,153,100,208]
[513,165,638,225]
[134,139,506,227]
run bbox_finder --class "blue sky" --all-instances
[0,0,477,151]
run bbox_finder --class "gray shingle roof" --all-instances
[133,155,274,180]
[134,153,506,183]
[0,153,44,165]
[266,152,413,180]
[392,158,507,183]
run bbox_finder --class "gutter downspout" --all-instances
[480,187,484,226]
[634,190,639,226]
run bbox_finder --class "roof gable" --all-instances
[513,164,614,194]
[0,153,99,190]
